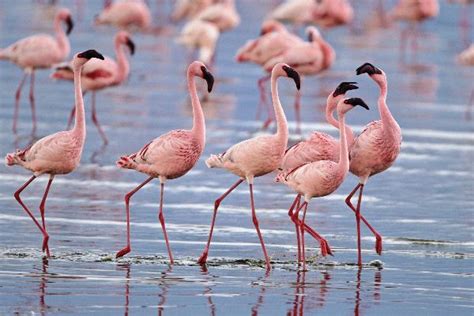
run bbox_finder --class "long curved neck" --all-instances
[115,41,129,83]
[337,110,349,172]
[318,39,335,70]
[270,71,288,142]
[377,78,399,138]
[188,71,205,144]
[327,95,354,146]
[72,65,86,139]
[54,17,70,58]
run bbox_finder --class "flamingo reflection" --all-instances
[354,267,383,316]
[251,271,270,316]
[288,270,331,315]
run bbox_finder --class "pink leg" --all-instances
[12,72,28,134]
[116,176,154,258]
[91,92,109,145]
[29,70,37,135]
[410,23,418,62]
[158,182,174,264]
[39,175,54,257]
[287,194,302,262]
[345,183,382,257]
[294,90,302,135]
[198,179,244,264]
[249,183,271,271]
[14,176,50,253]
[299,202,308,270]
[465,89,473,120]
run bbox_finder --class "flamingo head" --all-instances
[333,82,358,97]
[356,62,386,85]
[57,8,74,35]
[338,97,369,115]
[190,61,214,93]
[74,49,105,68]
[276,63,300,90]
[260,20,286,35]
[116,31,135,55]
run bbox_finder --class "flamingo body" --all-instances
[195,0,240,32]
[177,19,219,65]
[312,0,354,27]
[96,0,151,30]
[390,0,439,21]
[269,0,315,25]
[457,43,474,65]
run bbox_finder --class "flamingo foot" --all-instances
[197,251,208,265]
[42,235,50,257]
[375,235,383,255]
[116,246,131,258]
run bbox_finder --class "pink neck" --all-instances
[271,71,288,143]
[337,111,349,172]
[326,94,354,146]
[188,70,205,145]
[54,17,70,59]
[114,40,130,83]
[376,78,399,137]
[72,65,86,141]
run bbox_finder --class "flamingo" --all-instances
[262,26,336,132]
[115,61,215,263]
[51,31,135,145]
[345,62,402,266]
[197,63,301,271]
[176,19,220,66]
[0,8,73,134]
[171,0,215,22]
[277,82,359,260]
[4,49,104,257]
[311,0,354,28]
[268,0,316,27]
[389,0,439,59]
[194,0,240,33]
[95,0,151,31]
[277,97,369,270]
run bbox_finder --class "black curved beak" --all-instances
[356,62,382,75]
[333,81,358,97]
[126,37,135,55]
[282,65,301,90]
[65,16,74,35]
[201,66,214,93]
[308,32,313,42]
[344,97,369,110]
[78,49,105,60]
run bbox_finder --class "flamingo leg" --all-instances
[116,176,154,258]
[39,175,54,257]
[198,179,244,264]
[91,92,109,145]
[299,202,308,271]
[294,90,302,135]
[158,182,174,264]
[14,175,50,253]
[249,183,271,271]
[12,72,28,134]
[287,194,302,262]
[29,69,37,135]
[345,183,382,256]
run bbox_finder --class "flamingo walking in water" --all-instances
[4,50,104,257]
[115,61,215,263]
[277,97,369,270]
[346,63,402,266]
[0,8,74,134]
[197,63,301,271]
[52,31,135,144]
[95,0,151,31]
[277,82,359,260]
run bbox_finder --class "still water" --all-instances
[0,0,473,315]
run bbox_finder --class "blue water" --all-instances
[0,0,473,315]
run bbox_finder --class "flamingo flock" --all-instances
[15,0,472,272]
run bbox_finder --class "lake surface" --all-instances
[0,0,473,315]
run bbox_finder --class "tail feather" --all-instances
[116,156,137,169]
[5,151,23,166]
[0,48,9,60]
[205,154,224,168]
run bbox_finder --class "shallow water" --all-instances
[0,0,473,315]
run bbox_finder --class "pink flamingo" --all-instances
[4,49,104,257]
[51,31,135,145]
[346,62,402,266]
[95,0,151,31]
[197,63,301,271]
[177,19,220,66]
[171,0,216,22]
[311,0,354,28]
[115,61,215,263]
[277,82,359,260]
[194,0,240,32]
[268,0,316,27]
[262,26,336,132]
[0,8,73,134]
[389,0,439,59]
[277,97,369,270]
